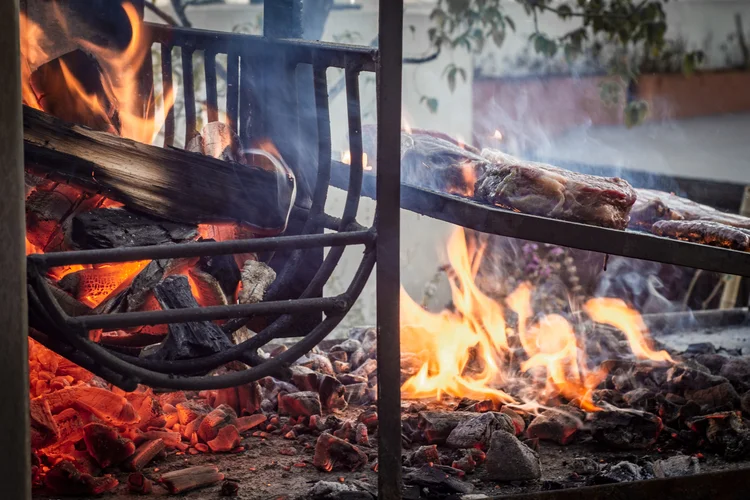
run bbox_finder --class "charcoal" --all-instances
[526,409,581,445]
[742,391,750,415]
[686,342,717,355]
[70,208,197,249]
[351,358,377,379]
[312,432,368,472]
[418,411,476,445]
[446,412,515,450]
[485,430,541,481]
[592,389,625,407]
[355,423,370,447]
[221,479,240,497]
[197,404,238,442]
[652,455,700,478]
[719,358,750,392]
[352,328,377,357]
[592,461,643,484]
[207,425,241,452]
[300,353,336,377]
[307,480,376,500]
[319,375,348,411]
[146,276,233,361]
[278,391,322,417]
[331,339,363,354]
[622,388,657,412]
[291,365,319,392]
[666,365,727,392]
[572,457,600,475]
[349,348,367,369]
[501,406,526,435]
[403,465,474,494]
[588,409,662,449]
[338,373,368,385]
[44,460,119,496]
[694,354,729,375]
[688,411,750,460]
[358,410,378,430]
[684,381,740,412]
[329,351,348,362]
[405,445,440,466]
[345,383,371,406]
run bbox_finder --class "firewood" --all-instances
[145,275,233,361]
[42,386,138,426]
[418,411,476,445]
[198,404,238,443]
[30,398,58,449]
[160,465,225,494]
[70,208,198,250]
[238,260,276,304]
[188,267,229,307]
[124,438,166,472]
[127,472,153,494]
[191,122,244,163]
[312,433,368,472]
[40,408,84,454]
[124,392,166,431]
[44,460,119,496]
[24,105,295,233]
[83,422,136,468]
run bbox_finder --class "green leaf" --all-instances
[457,67,467,82]
[426,97,439,113]
[447,66,457,92]
[492,28,506,48]
[557,4,573,19]
[505,16,516,31]
[533,34,547,54]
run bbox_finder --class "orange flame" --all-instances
[340,150,373,171]
[492,129,503,140]
[19,13,45,110]
[400,227,672,410]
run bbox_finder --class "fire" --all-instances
[340,150,373,171]
[400,227,672,410]
[402,114,413,135]
[493,129,503,140]
[20,2,174,145]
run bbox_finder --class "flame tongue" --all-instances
[400,227,672,411]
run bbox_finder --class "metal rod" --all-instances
[146,23,378,71]
[182,47,196,142]
[161,43,175,147]
[376,2,404,499]
[204,50,219,122]
[226,51,239,133]
[31,229,374,268]
[0,1,30,496]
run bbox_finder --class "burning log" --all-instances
[312,433,368,472]
[83,422,136,468]
[146,275,233,361]
[44,460,119,496]
[70,208,197,249]
[41,386,138,426]
[188,267,229,307]
[24,106,295,233]
[124,439,166,472]
[160,465,225,494]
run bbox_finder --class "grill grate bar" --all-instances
[160,43,175,147]
[204,50,219,123]
[181,47,197,143]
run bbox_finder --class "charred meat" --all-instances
[652,219,750,250]
[630,189,750,231]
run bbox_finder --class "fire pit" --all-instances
[6,1,750,499]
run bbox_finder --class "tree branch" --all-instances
[144,2,180,27]
[169,0,192,28]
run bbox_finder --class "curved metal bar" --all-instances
[33,248,375,390]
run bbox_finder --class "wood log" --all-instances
[70,208,198,249]
[30,398,58,449]
[145,276,232,361]
[124,438,166,472]
[238,260,276,305]
[198,253,242,299]
[40,408,85,455]
[127,472,153,494]
[42,386,138,426]
[23,105,296,233]
[160,465,225,494]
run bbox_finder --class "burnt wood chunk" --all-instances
[198,405,238,443]
[23,105,295,233]
[44,460,118,496]
[83,422,136,468]
[278,391,322,417]
[446,412,515,450]
[312,432,368,472]
[30,398,59,449]
[146,275,233,361]
[127,472,153,494]
[238,260,276,304]
[41,386,138,426]
[526,410,581,445]
[160,465,225,494]
[207,424,241,452]
[588,409,663,449]
[199,254,241,299]
[124,438,166,472]
[70,208,197,249]
[418,411,476,445]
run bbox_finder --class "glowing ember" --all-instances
[400,227,672,410]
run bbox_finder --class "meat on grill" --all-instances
[400,132,489,197]
[652,220,750,251]
[630,189,750,231]
[474,149,637,229]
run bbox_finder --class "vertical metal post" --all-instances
[0,1,30,498]
[376,2,403,500]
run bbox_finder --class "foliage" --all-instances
[423,0,706,127]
